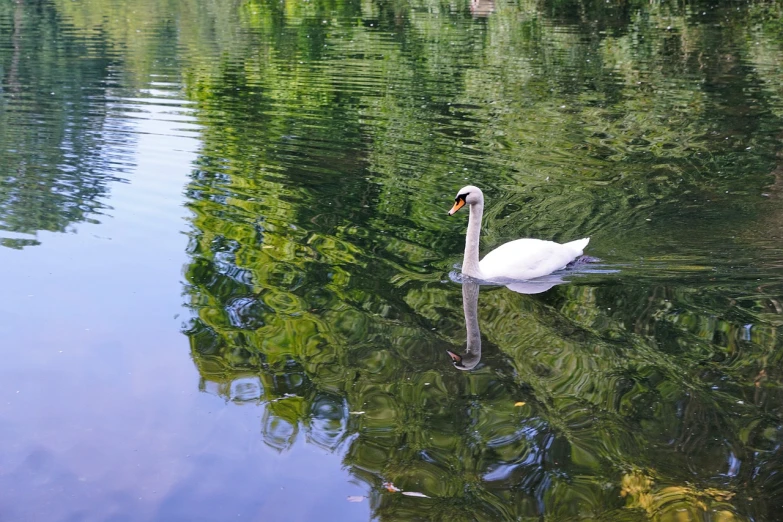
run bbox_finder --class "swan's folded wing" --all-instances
[479,238,584,281]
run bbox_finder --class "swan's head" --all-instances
[448,185,484,215]
[446,349,480,370]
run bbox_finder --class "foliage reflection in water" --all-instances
[1,0,783,519]
[175,0,783,519]
[0,0,131,248]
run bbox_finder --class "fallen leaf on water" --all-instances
[704,488,735,501]
[401,491,430,498]
[349,411,365,415]
[383,482,400,493]
[347,496,366,503]
[514,402,526,407]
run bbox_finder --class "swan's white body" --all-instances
[449,185,589,283]
[478,237,589,281]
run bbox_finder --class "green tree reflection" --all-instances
[177,0,783,519]
[5,0,783,516]
[0,0,127,247]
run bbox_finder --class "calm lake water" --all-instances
[2,0,783,520]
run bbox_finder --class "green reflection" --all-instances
[12,0,782,518]
[175,0,783,518]
[0,0,129,246]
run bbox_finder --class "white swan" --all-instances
[448,185,589,283]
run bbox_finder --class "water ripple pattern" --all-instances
[1,0,783,521]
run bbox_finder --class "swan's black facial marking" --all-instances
[448,193,468,215]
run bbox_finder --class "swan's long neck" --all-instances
[462,202,484,278]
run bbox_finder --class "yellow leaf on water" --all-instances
[514,402,526,407]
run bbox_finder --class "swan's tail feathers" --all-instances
[565,237,590,254]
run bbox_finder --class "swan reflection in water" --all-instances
[446,255,618,370]
[447,280,482,371]
[446,274,568,371]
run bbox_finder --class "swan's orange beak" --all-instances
[448,199,465,215]
[447,350,463,364]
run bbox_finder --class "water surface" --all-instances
[1,0,783,520]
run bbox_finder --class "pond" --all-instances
[1,0,783,520]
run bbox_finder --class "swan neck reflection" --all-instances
[448,281,482,370]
